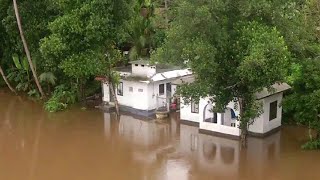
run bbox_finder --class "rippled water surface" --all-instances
[1,90,320,180]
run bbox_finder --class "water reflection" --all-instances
[1,92,320,180]
[103,112,282,180]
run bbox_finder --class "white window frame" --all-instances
[191,100,199,114]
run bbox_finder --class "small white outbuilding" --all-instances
[173,76,291,138]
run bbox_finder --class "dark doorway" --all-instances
[166,83,172,94]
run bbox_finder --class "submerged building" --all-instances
[101,60,192,116]
[100,60,290,138]
[173,75,291,138]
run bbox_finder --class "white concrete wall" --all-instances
[147,80,174,110]
[131,64,156,77]
[103,80,159,111]
[171,84,177,97]
[198,97,210,122]
[203,100,214,120]
[180,98,200,122]
[180,93,283,136]
[248,93,283,134]
[248,100,264,134]
[147,84,158,110]
[102,82,110,102]
[198,98,240,122]
[199,97,241,136]
[224,108,232,126]
[180,96,242,136]
[261,93,283,133]
[200,122,241,136]
[103,79,178,111]
[116,80,150,110]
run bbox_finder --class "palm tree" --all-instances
[12,0,45,98]
[0,65,17,94]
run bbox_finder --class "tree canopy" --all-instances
[152,0,317,144]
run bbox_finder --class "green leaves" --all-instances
[153,0,301,135]
[59,50,104,79]
[236,22,290,89]
[40,0,132,80]
[39,72,57,86]
[44,84,77,112]
[283,59,320,135]
[12,54,22,70]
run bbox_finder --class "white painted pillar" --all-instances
[217,113,222,125]
[103,83,110,102]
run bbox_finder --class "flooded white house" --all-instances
[173,76,291,138]
[101,60,192,116]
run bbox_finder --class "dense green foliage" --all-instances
[0,0,169,111]
[0,0,136,110]
[282,0,320,149]
[152,0,300,143]
[302,139,320,150]
[152,0,320,146]
[44,84,77,112]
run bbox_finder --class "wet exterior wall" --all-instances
[199,97,241,137]
[179,97,200,123]
[147,79,175,110]
[102,82,110,102]
[116,80,150,110]
[181,93,284,137]
[262,92,283,134]
[131,63,156,77]
[248,99,265,134]
[103,79,178,113]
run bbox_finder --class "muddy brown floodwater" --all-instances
[1,91,320,180]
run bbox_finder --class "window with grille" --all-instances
[191,100,199,113]
[159,84,165,95]
[269,101,277,121]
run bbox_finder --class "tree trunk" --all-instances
[164,0,169,28]
[12,0,45,98]
[109,80,120,116]
[309,121,313,140]
[239,98,248,148]
[0,65,17,94]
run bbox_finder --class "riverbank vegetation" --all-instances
[0,0,168,111]
[0,0,320,148]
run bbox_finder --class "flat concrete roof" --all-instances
[256,83,291,99]
[171,75,195,85]
[129,60,153,66]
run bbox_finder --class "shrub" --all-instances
[44,85,77,112]
[302,139,320,150]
